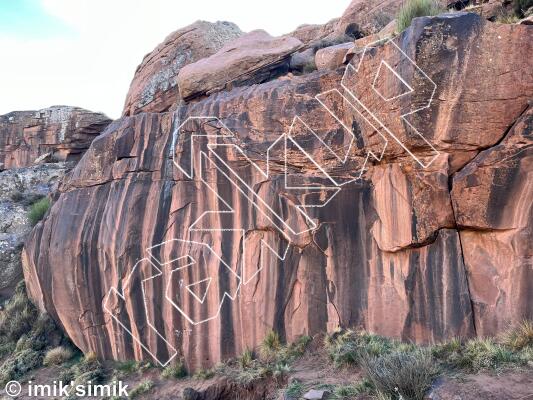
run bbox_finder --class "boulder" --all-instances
[304,389,330,399]
[177,30,302,100]
[0,106,111,169]
[285,19,339,45]
[22,13,533,370]
[290,48,317,73]
[315,42,353,70]
[122,20,242,116]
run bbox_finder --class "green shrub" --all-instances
[238,348,255,369]
[193,368,215,380]
[272,362,291,379]
[325,329,395,367]
[234,365,269,384]
[456,338,516,371]
[161,360,187,379]
[286,335,312,358]
[285,380,304,398]
[333,379,374,398]
[397,0,445,32]
[58,367,75,383]
[129,379,154,399]
[0,342,15,358]
[432,337,462,359]
[502,320,533,351]
[518,345,533,363]
[0,282,38,343]
[432,330,533,372]
[115,360,139,374]
[68,352,105,386]
[259,330,282,361]
[0,348,43,385]
[0,283,71,385]
[43,346,74,366]
[28,197,50,225]
[362,350,438,400]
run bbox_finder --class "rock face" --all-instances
[0,106,111,169]
[22,11,533,371]
[451,106,533,337]
[0,164,68,297]
[0,107,110,298]
[122,21,242,116]
[177,30,302,100]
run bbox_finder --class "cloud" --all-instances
[0,0,350,118]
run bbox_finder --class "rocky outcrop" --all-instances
[177,30,302,100]
[0,164,68,298]
[286,19,340,46]
[334,0,404,37]
[0,106,110,298]
[122,21,242,116]
[22,11,533,371]
[315,43,353,71]
[0,106,111,169]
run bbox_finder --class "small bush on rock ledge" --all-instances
[397,0,445,32]
[28,197,50,225]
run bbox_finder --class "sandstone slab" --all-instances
[177,30,302,100]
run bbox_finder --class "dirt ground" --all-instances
[0,344,532,400]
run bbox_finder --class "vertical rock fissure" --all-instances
[447,103,532,338]
[448,168,477,336]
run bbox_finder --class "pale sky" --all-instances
[0,0,351,119]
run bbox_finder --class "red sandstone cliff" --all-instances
[0,106,111,169]
[20,3,532,371]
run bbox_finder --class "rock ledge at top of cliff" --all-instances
[122,20,243,116]
[0,106,111,169]
[177,30,303,100]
